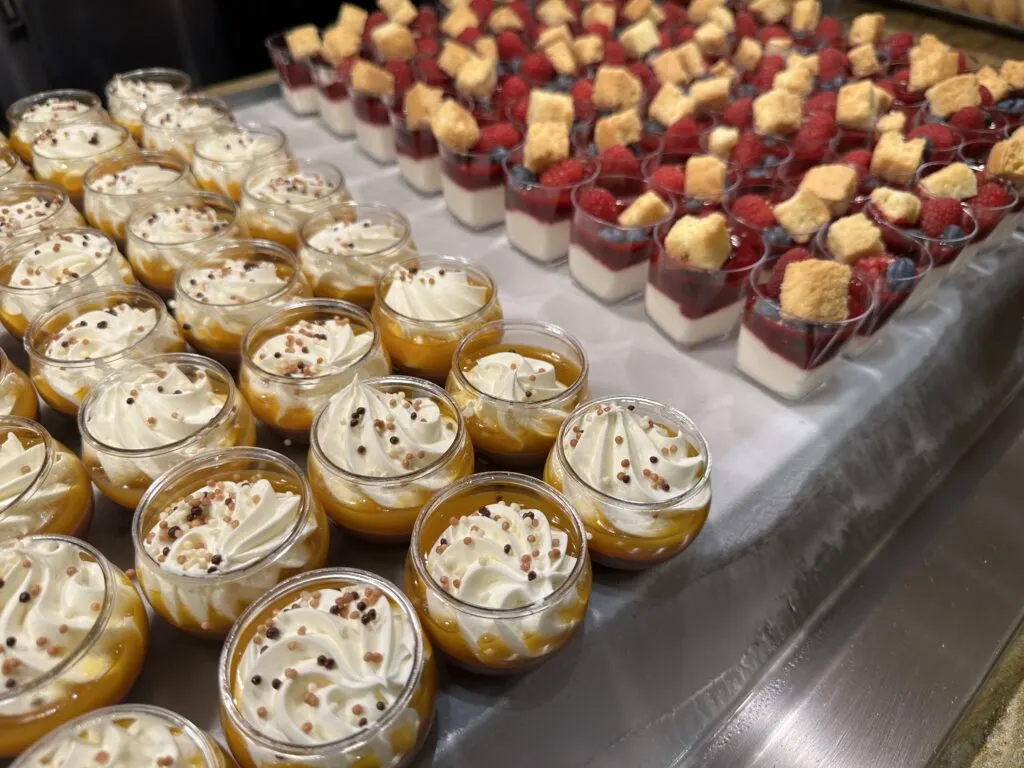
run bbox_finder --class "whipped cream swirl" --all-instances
[44,304,158,361]
[87,164,182,195]
[0,195,64,240]
[302,219,411,290]
[464,352,567,402]
[253,318,373,378]
[180,259,286,305]
[130,203,230,245]
[234,583,417,746]
[146,101,228,132]
[6,231,111,290]
[19,98,92,126]
[0,433,59,540]
[33,125,125,158]
[383,267,489,321]
[108,77,178,105]
[247,172,336,206]
[195,128,282,164]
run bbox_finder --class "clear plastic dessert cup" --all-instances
[405,472,592,673]
[350,90,397,165]
[193,122,291,203]
[0,417,93,541]
[0,183,84,244]
[372,254,503,382]
[218,568,437,768]
[6,89,105,164]
[265,31,319,116]
[240,157,350,251]
[141,94,234,163]
[133,447,330,636]
[125,191,240,296]
[10,703,233,768]
[105,67,193,141]
[307,375,474,541]
[30,121,136,205]
[544,396,712,568]
[298,202,417,307]
[0,228,136,339]
[311,55,355,137]
[0,147,32,186]
[446,320,589,468]
[0,348,37,421]
[0,535,149,757]
[82,150,195,244]
[389,100,441,195]
[77,353,258,509]
[174,239,313,365]
[25,285,186,417]
[239,299,391,439]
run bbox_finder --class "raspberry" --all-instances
[881,31,914,66]
[384,61,413,95]
[919,198,963,238]
[802,111,836,141]
[804,91,837,117]
[628,62,657,94]
[767,248,811,298]
[603,40,627,64]
[474,123,522,152]
[889,69,915,102]
[571,80,594,109]
[415,58,446,87]
[583,23,611,41]
[665,116,700,139]
[471,0,493,18]
[661,4,685,25]
[675,24,696,44]
[539,158,587,187]
[874,79,896,101]
[731,194,775,228]
[416,37,439,57]
[599,146,641,175]
[509,99,528,125]
[521,53,554,83]
[949,106,985,132]
[414,8,437,34]
[853,254,892,285]
[456,27,481,46]
[723,98,754,129]
[977,181,1011,208]
[364,11,387,36]
[817,47,847,80]
[497,30,528,61]
[979,85,993,106]
[753,56,785,92]
[908,123,957,152]
[659,30,672,49]
[500,75,529,105]
[735,12,758,41]
[792,130,827,163]
[840,149,872,178]
[730,134,764,170]
[815,17,841,43]
[759,25,788,42]
[957,50,968,73]
[577,187,618,221]
[647,165,686,193]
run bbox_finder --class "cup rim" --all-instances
[125,190,239,247]
[373,254,500,328]
[192,121,288,167]
[0,416,56,521]
[0,182,72,228]
[721,179,797,231]
[499,147,602,192]
[748,257,878,325]
[132,446,317,586]
[174,238,306,309]
[409,471,589,619]
[217,566,427,757]
[0,227,119,296]
[104,67,193,101]
[865,200,979,245]
[570,173,678,233]
[6,89,102,126]
[241,156,346,206]
[30,121,133,161]
[654,216,770,276]
[82,149,191,197]
[298,201,412,262]
[309,374,468,485]
[141,93,232,132]
[816,218,935,280]
[77,352,238,458]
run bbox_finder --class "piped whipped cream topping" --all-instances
[383,266,489,321]
[180,259,286,305]
[20,710,208,768]
[43,303,158,361]
[318,379,457,477]
[83,363,225,451]
[131,203,230,244]
[7,231,110,288]
[0,538,106,689]
[195,128,282,164]
[33,125,125,158]
[143,478,303,576]
[233,583,417,744]
[307,219,404,257]
[0,195,61,239]
[465,351,567,402]
[87,164,182,195]
[0,433,44,513]
[247,172,335,205]
[254,317,372,378]
[108,76,178,105]
[19,98,92,126]
[147,101,228,132]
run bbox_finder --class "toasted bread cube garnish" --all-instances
[773,67,813,96]
[545,39,578,75]
[675,42,707,79]
[593,66,644,111]
[687,0,724,23]
[787,52,819,75]
[379,0,417,25]
[919,162,978,200]
[537,24,573,51]
[619,18,660,59]
[338,4,369,34]
[372,22,417,62]
[438,41,475,78]
[749,0,789,24]
[286,25,321,59]
[523,121,570,174]
[490,7,525,31]
[618,191,671,227]
[753,89,802,136]
[799,164,858,216]
[538,0,576,27]
[710,60,738,82]
[926,73,980,117]
[836,80,892,131]
[707,6,735,30]
[573,34,604,67]
[848,44,881,78]
[528,90,575,127]
[694,22,728,56]
[456,56,498,100]
[594,108,642,152]
[691,76,731,109]
[651,50,690,85]
[734,37,763,72]
[431,99,480,151]
[790,0,820,32]
[708,126,739,159]
[1000,60,1024,90]
[909,49,959,92]
[622,0,653,22]
[764,37,793,56]
[780,259,851,323]
[684,155,727,201]
[977,65,1010,103]
[987,137,1024,181]
[350,59,395,98]
[404,83,444,131]
[441,6,479,38]
[826,214,884,264]
[649,84,696,127]
[849,12,885,45]
[869,187,921,224]
[582,2,617,29]
[665,212,732,269]
[475,35,498,62]
[876,111,906,134]
[322,25,361,64]
[870,132,926,185]
[773,188,831,241]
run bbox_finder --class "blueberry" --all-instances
[505,58,521,74]
[941,224,964,240]
[625,229,649,244]
[628,143,643,157]
[748,167,769,179]
[763,226,791,248]
[762,155,779,168]
[997,99,1015,111]
[886,256,917,291]
[736,83,757,98]
[552,75,575,92]
[754,298,780,319]
[583,144,598,157]
[490,147,510,162]
[644,119,665,134]
[820,76,845,91]
[599,227,626,243]
[684,198,704,213]
[509,166,537,187]
[862,177,882,192]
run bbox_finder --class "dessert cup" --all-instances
[133,447,330,636]
[0,418,92,541]
[0,228,135,339]
[372,255,503,382]
[569,173,677,303]
[10,704,233,768]
[6,90,104,164]
[544,396,712,567]
[239,299,391,439]
[240,158,349,251]
[174,239,313,365]
[0,147,33,186]
[308,376,474,541]
[405,472,592,673]
[439,142,515,231]
[141,94,234,163]
[446,320,589,468]
[722,179,797,259]
[390,101,441,194]
[25,285,185,417]
[0,349,37,421]
[125,191,240,296]
[266,31,318,115]
[77,353,258,509]
[193,123,291,202]
[0,183,84,243]
[312,56,355,137]
[351,91,397,165]
[105,67,193,141]
[0,535,148,757]
[82,150,195,244]
[30,122,136,205]
[218,568,437,768]
[298,202,417,307]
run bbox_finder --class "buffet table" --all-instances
[8,85,1024,767]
